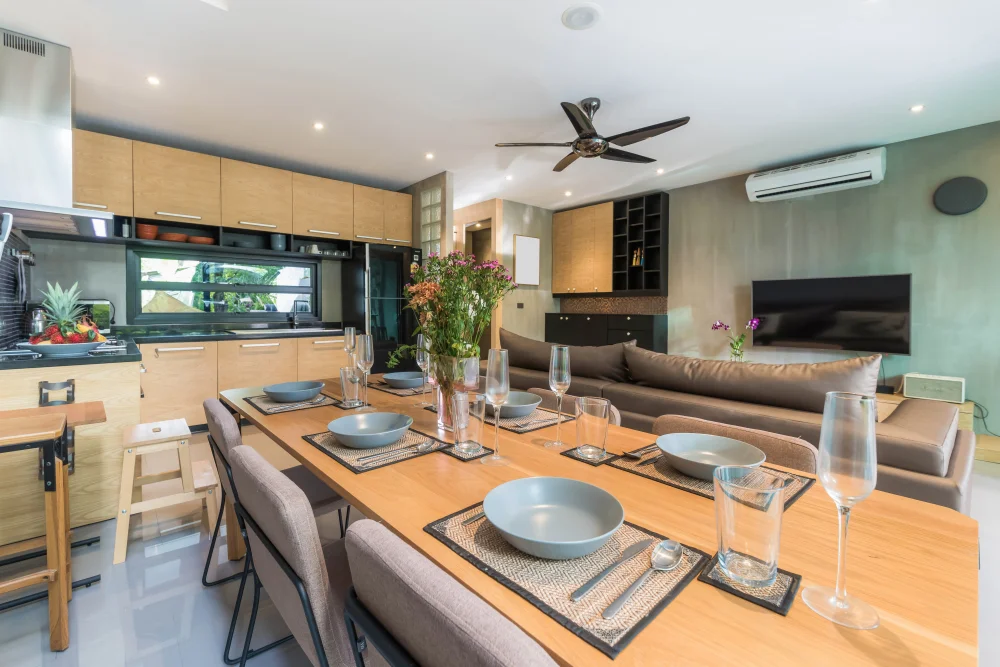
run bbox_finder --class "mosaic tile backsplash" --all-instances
[560,295,669,315]
[0,233,29,349]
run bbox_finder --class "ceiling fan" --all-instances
[496,97,689,172]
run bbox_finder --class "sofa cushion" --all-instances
[481,362,612,398]
[875,398,958,477]
[623,346,880,414]
[499,328,632,382]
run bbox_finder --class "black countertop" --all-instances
[0,338,142,370]
[127,328,345,344]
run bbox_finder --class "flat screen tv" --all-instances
[751,274,911,355]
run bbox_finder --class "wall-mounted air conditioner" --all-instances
[745,147,886,202]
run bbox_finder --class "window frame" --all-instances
[126,247,322,325]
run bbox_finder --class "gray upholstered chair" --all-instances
[526,387,622,426]
[230,445,358,667]
[651,414,818,474]
[344,519,558,667]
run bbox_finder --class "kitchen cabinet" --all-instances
[353,185,384,242]
[139,342,218,427]
[551,202,613,295]
[72,129,133,216]
[217,338,298,391]
[545,312,668,352]
[383,191,413,245]
[133,142,221,225]
[551,211,573,294]
[292,173,354,241]
[296,336,349,381]
[221,158,293,233]
[570,205,595,293]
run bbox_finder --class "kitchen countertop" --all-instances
[127,327,345,344]
[0,338,142,370]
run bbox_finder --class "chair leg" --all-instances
[344,615,366,667]
[343,506,352,534]
[338,508,344,539]
[223,557,294,665]
[113,447,137,565]
[202,489,243,588]
[238,576,262,667]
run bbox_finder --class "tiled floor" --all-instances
[1,451,998,665]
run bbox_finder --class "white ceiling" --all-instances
[3,0,1000,210]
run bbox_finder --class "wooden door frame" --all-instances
[454,199,504,349]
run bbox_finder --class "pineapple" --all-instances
[40,282,85,344]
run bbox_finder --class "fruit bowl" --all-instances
[18,341,105,358]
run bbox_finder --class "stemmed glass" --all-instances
[802,391,880,630]
[481,348,510,466]
[343,326,357,369]
[544,345,571,448]
[413,333,432,407]
[355,334,375,413]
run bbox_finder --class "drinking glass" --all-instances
[802,391,880,630]
[339,366,362,408]
[575,396,610,461]
[355,334,375,413]
[544,345,571,448]
[413,333,432,407]
[481,348,510,466]
[343,326,357,369]
[452,392,486,455]
[713,466,787,587]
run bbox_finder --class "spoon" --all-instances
[602,540,683,619]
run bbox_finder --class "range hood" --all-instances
[0,28,113,235]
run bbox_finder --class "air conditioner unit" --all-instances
[745,147,886,202]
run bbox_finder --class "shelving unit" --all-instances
[610,192,668,294]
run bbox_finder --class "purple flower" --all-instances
[747,318,760,331]
[711,320,729,331]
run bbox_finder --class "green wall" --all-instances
[668,121,1000,433]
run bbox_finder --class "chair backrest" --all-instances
[203,398,243,498]
[526,387,621,426]
[229,445,353,667]
[651,414,818,474]
[345,519,558,667]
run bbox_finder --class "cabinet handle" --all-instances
[139,363,147,373]
[241,342,280,348]
[586,317,590,321]
[155,346,205,357]
[74,202,107,209]
[238,221,278,228]
[313,339,345,345]
[356,235,382,240]
[385,238,409,243]
[627,332,631,336]
[308,229,340,236]
[627,316,631,321]
[156,211,202,220]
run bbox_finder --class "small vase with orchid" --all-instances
[711,317,760,362]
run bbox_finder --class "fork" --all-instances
[623,444,658,460]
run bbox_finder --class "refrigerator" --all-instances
[341,243,421,374]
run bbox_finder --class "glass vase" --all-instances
[729,346,745,362]
[428,354,480,431]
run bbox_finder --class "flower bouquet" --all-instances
[711,317,759,362]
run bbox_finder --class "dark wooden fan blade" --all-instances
[600,147,655,164]
[561,102,596,137]
[553,152,581,172]
[606,116,690,147]
[495,142,573,147]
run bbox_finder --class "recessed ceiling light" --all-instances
[425,152,434,160]
[562,3,603,30]
[313,121,324,130]
[505,175,513,181]
[564,191,572,197]
[910,104,925,113]
[146,76,160,86]
[656,168,665,175]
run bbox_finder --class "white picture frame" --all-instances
[513,235,540,286]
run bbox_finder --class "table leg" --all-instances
[62,463,71,602]
[45,457,69,651]
[224,496,245,561]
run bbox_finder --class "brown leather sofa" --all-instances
[496,329,975,514]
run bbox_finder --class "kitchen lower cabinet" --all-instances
[139,342,218,427]
[217,338,298,391]
[545,313,667,352]
[297,336,349,381]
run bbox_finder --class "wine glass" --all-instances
[544,345,571,448]
[481,348,510,466]
[413,333,432,407]
[801,391,880,630]
[355,334,375,413]
[344,326,357,369]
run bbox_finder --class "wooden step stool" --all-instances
[114,419,220,565]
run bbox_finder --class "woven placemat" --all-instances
[368,380,427,398]
[424,405,576,434]
[560,447,619,466]
[608,450,814,510]
[407,427,495,462]
[244,393,340,415]
[697,553,800,616]
[425,504,709,659]
[302,429,448,473]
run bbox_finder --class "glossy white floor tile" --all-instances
[971,460,1000,666]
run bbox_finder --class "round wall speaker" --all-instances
[933,176,987,215]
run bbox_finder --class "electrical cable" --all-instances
[972,400,1000,437]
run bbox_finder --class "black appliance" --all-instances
[341,244,420,374]
[752,274,911,355]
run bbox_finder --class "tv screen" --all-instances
[752,274,911,355]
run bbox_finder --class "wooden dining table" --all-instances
[220,379,979,666]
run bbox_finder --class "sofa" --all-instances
[495,328,975,513]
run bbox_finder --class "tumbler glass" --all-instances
[340,366,362,407]
[575,396,610,461]
[452,392,486,455]
[713,465,787,587]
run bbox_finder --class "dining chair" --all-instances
[229,445,359,667]
[343,519,559,667]
[202,398,349,664]
[526,387,622,426]
[651,414,818,474]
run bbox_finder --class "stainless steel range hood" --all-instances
[0,28,113,235]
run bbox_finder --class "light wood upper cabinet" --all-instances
[73,129,133,216]
[383,191,413,245]
[133,142,221,225]
[551,202,614,294]
[353,185,384,241]
[139,342,218,427]
[297,337,349,382]
[292,173,354,240]
[570,206,596,293]
[551,211,573,294]
[221,159,293,233]
[592,202,614,293]
[217,339,298,391]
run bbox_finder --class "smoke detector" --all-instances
[562,3,603,30]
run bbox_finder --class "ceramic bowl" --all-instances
[262,380,325,403]
[383,371,424,389]
[188,236,214,245]
[136,223,158,239]
[327,412,413,449]
[18,341,104,358]
[655,432,766,480]
[485,390,543,419]
[158,232,189,243]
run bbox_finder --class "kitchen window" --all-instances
[126,249,320,323]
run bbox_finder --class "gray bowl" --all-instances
[483,477,624,560]
[485,390,543,419]
[263,380,325,403]
[327,412,413,449]
[383,371,424,389]
[655,432,766,481]
[17,341,104,358]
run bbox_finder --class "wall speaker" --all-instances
[933,176,987,215]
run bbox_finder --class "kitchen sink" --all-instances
[225,328,339,335]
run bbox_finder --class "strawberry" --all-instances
[67,332,86,344]
[50,332,65,344]
[29,335,40,345]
